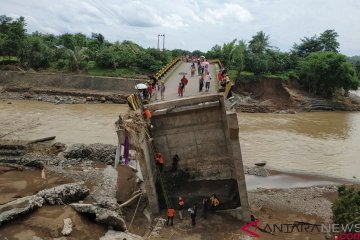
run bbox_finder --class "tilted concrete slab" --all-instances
[144,94,251,221]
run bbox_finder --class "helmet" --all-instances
[178,197,183,201]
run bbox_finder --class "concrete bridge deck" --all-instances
[140,61,251,221]
[155,61,218,101]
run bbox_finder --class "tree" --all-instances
[293,36,323,58]
[293,30,340,57]
[206,44,222,60]
[66,46,88,71]
[297,52,359,98]
[332,186,360,232]
[18,33,54,69]
[58,33,75,50]
[248,31,270,54]
[0,15,26,58]
[230,40,246,81]
[319,29,339,52]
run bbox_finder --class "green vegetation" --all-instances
[0,14,359,97]
[332,186,360,232]
[206,29,359,98]
[0,15,204,77]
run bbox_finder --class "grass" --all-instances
[88,67,150,78]
[0,56,17,61]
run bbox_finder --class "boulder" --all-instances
[70,203,127,231]
[92,166,119,210]
[0,182,89,226]
[0,195,44,226]
[61,218,73,236]
[37,182,89,205]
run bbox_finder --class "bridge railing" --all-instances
[209,59,232,97]
[153,57,181,80]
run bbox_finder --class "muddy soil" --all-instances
[0,205,107,240]
[0,168,72,205]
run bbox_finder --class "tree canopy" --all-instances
[297,51,359,98]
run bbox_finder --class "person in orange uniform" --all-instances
[167,207,175,226]
[155,152,164,172]
[178,197,185,220]
[143,107,151,126]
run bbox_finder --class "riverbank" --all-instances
[0,139,355,240]
[232,78,360,113]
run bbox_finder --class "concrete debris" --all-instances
[61,218,73,236]
[0,195,44,226]
[149,217,166,237]
[64,143,116,164]
[92,165,120,211]
[0,182,88,226]
[100,230,143,240]
[70,203,127,231]
[37,182,89,205]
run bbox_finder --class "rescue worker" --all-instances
[155,152,164,172]
[167,207,175,226]
[202,196,210,219]
[143,107,151,126]
[178,197,185,220]
[210,193,220,211]
[171,154,180,172]
[188,204,197,226]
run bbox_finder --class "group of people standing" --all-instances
[177,59,213,98]
[166,193,220,227]
[142,81,166,101]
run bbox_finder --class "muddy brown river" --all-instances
[1,100,359,181]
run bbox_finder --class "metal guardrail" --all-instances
[153,57,181,80]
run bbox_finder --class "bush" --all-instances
[332,185,360,232]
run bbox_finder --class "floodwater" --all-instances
[1,100,360,181]
[0,99,127,145]
[238,112,360,181]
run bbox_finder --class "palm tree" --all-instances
[66,46,88,71]
[248,31,270,54]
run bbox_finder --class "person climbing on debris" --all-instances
[155,152,164,172]
[178,197,185,220]
[143,107,151,126]
[167,207,175,226]
[171,154,180,172]
[202,196,210,219]
[188,204,197,226]
[210,193,220,211]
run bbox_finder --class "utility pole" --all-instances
[163,34,165,51]
[157,34,160,50]
[157,34,165,51]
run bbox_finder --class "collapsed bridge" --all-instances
[118,93,251,221]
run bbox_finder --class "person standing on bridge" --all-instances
[205,72,212,92]
[181,75,188,93]
[160,82,165,100]
[178,80,185,97]
[199,74,204,92]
